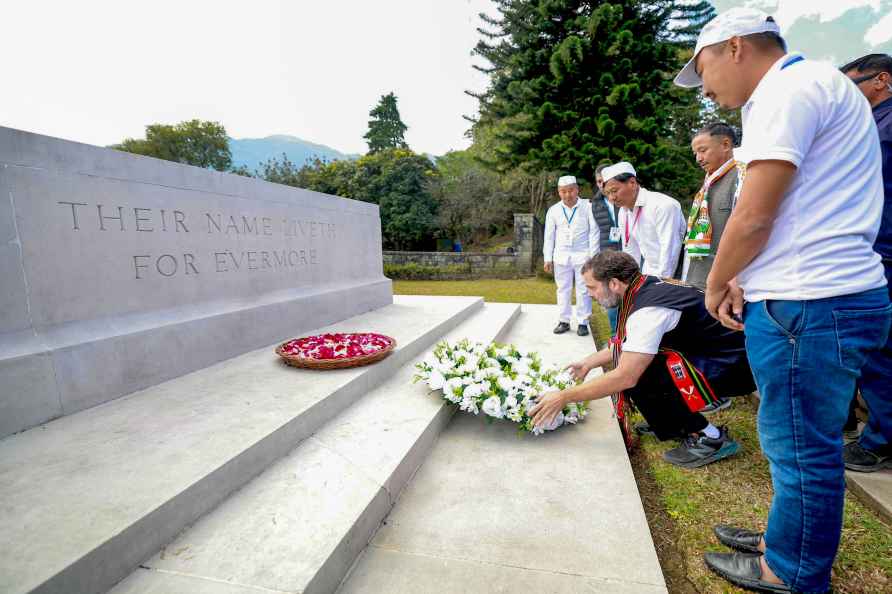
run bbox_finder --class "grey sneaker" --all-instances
[663,427,740,469]
[553,322,571,334]
[700,397,732,415]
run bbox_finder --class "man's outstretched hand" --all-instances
[565,360,590,382]
[529,390,565,430]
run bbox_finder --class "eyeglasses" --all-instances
[849,72,887,85]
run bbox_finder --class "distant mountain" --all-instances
[229,135,358,173]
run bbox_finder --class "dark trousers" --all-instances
[626,354,755,441]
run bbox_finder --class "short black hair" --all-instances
[694,122,738,146]
[745,30,787,53]
[840,53,892,76]
[581,251,640,283]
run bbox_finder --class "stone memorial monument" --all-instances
[0,126,392,438]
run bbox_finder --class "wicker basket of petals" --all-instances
[275,332,397,369]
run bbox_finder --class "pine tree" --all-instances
[363,92,409,154]
[667,1,716,47]
[468,1,698,198]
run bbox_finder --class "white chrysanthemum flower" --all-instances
[423,353,439,368]
[483,357,501,368]
[463,383,485,400]
[482,395,504,418]
[443,378,464,403]
[427,369,446,391]
[514,359,531,374]
[460,395,480,414]
[496,376,515,393]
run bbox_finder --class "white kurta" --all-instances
[543,198,600,324]
[618,187,685,279]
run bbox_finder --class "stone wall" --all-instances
[383,251,520,279]
[383,213,545,280]
[0,126,392,438]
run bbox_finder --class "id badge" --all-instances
[562,229,572,242]
[609,227,621,242]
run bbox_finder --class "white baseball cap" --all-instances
[557,175,577,187]
[674,7,781,88]
[601,162,636,183]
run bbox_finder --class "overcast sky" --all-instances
[2,1,891,157]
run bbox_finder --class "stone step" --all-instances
[338,304,668,594]
[109,302,521,594]
[0,295,482,594]
[846,469,892,525]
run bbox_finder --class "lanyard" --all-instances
[624,206,643,244]
[781,55,804,70]
[562,205,578,226]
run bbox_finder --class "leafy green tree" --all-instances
[363,92,409,153]
[260,148,437,250]
[468,1,703,200]
[112,119,232,171]
[430,150,523,246]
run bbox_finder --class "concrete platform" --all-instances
[338,304,667,594]
[846,469,892,525]
[0,295,481,594]
[110,303,521,594]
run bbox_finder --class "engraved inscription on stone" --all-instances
[56,200,335,280]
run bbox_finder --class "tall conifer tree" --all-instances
[469,1,700,197]
[364,92,409,153]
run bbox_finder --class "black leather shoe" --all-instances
[703,552,793,593]
[577,324,589,336]
[553,322,570,334]
[714,524,763,554]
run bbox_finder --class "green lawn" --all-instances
[395,278,892,594]
[393,276,558,304]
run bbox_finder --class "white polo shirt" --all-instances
[543,198,600,266]
[738,53,886,301]
[619,187,686,278]
[622,307,682,354]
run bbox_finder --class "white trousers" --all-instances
[554,261,592,325]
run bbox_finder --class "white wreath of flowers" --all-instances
[413,339,588,435]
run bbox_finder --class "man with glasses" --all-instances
[675,8,890,594]
[839,53,892,473]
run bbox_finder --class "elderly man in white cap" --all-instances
[543,175,599,335]
[675,7,891,594]
[600,162,685,279]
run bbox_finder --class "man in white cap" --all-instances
[675,7,891,594]
[543,175,599,335]
[600,161,685,279]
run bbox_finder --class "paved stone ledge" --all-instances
[110,303,521,594]
[0,296,480,594]
[338,304,667,594]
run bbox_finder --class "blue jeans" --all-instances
[858,264,892,453]
[744,288,891,593]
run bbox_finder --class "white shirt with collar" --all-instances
[738,53,886,301]
[619,187,686,278]
[543,198,600,266]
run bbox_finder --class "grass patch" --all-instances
[393,277,559,304]
[630,395,892,593]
